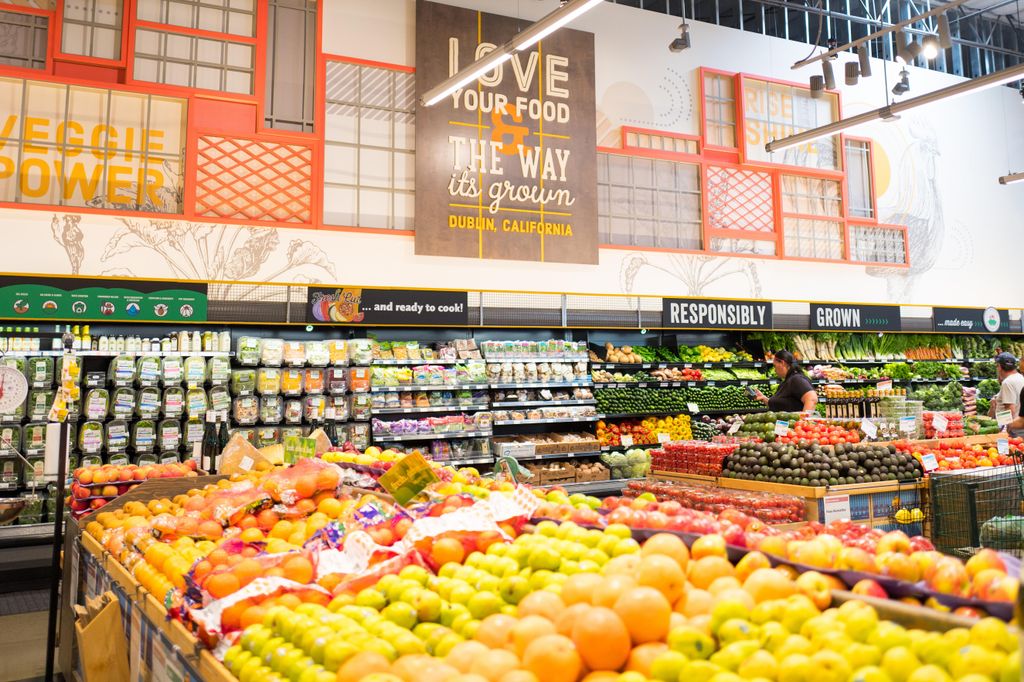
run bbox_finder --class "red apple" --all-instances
[978,575,1019,603]
[89,498,106,510]
[952,606,985,619]
[878,552,921,583]
[876,530,912,555]
[912,551,944,582]
[118,468,133,482]
[909,535,935,552]
[927,559,971,597]
[851,579,888,599]
[795,570,833,609]
[77,468,93,485]
[838,546,877,573]
[965,548,1006,578]
[972,568,1007,598]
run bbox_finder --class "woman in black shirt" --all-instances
[753,350,818,412]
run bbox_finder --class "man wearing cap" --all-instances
[989,353,1024,434]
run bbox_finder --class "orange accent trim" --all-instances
[321,53,416,73]
[134,19,257,43]
[0,2,50,17]
[621,125,700,143]
[598,144,702,164]
[252,0,267,128]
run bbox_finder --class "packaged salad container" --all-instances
[306,341,329,367]
[327,394,350,421]
[256,427,281,448]
[234,395,259,424]
[305,368,325,394]
[0,457,22,489]
[349,422,370,450]
[284,399,302,424]
[84,371,105,388]
[260,395,283,423]
[231,428,256,446]
[106,420,129,452]
[111,387,136,418]
[303,395,326,421]
[133,420,156,452]
[185,387,209,416]
[109,355,136,385]
[231,369,256,395]
[326,367,347,394]
[184,416,204,448]
[135,452,159,466]
[327,340,348,365]
[162,356,183,385]
[84,388,109,420]
[137,386,161,418]
[349,339,373,365]
[79,452,102,467]
[27,356,53,388]
[163,386,184,417]
[257,367,282,395]
[23,422,46,453]
[108,451,130,466]
[283,341,305,366]
[260,338,284,366]
[28,389,54,420]
[208,356,230,385]
[23,460,45,488]
[237,336,260,366]
[80,420,105,453]
[209,385,231,413]
[351,393,372,421]
[137,356,161,386]
[0,425,20,453]
[184,356,208,387]
[158,419,181,453]
[281,368,304,396]
[280,426,304,442]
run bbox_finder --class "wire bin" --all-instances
[929,464,1024,558]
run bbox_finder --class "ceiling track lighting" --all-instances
[1019,82,1024,103]
[858,44,872,78]
[822,60,836,90]
[895,30,911,64]
[922,35,940,60]
[420,0,602,106]
[810,75,825,98]
[669,22,691,52]
[998,172,1024,185]
[766,61,1024,153]
[845,62,860,86]
[937,14,952,49]
[892,69,911,96]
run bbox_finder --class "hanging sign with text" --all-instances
[308,287,469,325]
[662,298,772,330]
[933,306,1010,333]
[414,0,598,264]
[809,304,901,332]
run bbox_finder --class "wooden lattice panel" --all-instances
[706,166,774,232]
[195,136,313,223]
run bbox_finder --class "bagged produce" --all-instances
[158,419,182,453]
[133,419,156,452]
[106,419,129,452]
[27,356,53,387]
[162,356,183,385]
[136,356,161,385]
[23,422,46,453]
[208,356,230,385]
[109,355,136,385]
[209,385,231,413]
[236,337,260,366]
[184,356,207,387]
[185,387,208,417]
[231,369,256,396]
[0,425,21,453]
[84,388,109,420]
[28,389,54,420]
[163,386,184,417]
[137,386,161,418]
[111,387,136,418]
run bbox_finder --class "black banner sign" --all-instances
[933,307,1010,333]
[662,299,772,329]
[810,304,901,331]
[308,287,469,326]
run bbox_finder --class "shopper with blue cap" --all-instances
[989,353,1024,436]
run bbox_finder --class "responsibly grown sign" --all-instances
[0,276,206,322]
[662,299,772,330]
[414,0,598,264]
[308,287,469,326]
[810,304,901,332]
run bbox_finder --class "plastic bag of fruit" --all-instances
[334,494,413,547]
[261,457,342,504]
[178,480,272,528]
[187,540,320,606]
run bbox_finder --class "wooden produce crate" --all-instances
[575,462,610,483]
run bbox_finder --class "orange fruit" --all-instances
[613,587,671,644]
[624,642,669,677]
[687,556,735,590]
[521,634,581,682]
[207,548,229,566]
[232,558,264,587]
[281,555,314,584]
[641,533,690,570]
[446,641,491,673]
[592,575,637,608]
[197,520,223,539]
[637,554,686,603]
[239,527,265,543]
[276,593,302,609]
[336,651,392,682]
[510,615,557,658]
[294,474,318,500]
[517,591,564,622]
[239,604,268,629]
[708,576,743,596]
[734,550,771,582]
[220,599,251,631]
[554,603,593,637]
[469,649,520,681]
[236,514,258,530]
[255,509,280,531]
[691,534,727,559]
[315,466,340,492]
[192,559,213,583]
[430,537,466,567]
[570,606,631,671]
[561,573,602,606]
[580,674,619,682]
[269,520,294,540]
[498,672,539,682]
[205,571,241,599]
[602,554,640,576]
[475,614,518,649]
[742,567,797,603]
[318,497,344,518]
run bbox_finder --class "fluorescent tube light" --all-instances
[513,0,604,51]
[998,172,1024,185]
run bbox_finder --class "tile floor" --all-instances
[0,610,49,682]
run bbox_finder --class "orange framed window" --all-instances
[622,127,699,157]
[322,59,415,230]
[741,76,840,171]
[0,74,187,212]
[131,0,257,95]
[849,222,908,265]
[779,174,845,260]
[263,0,316,133]
[704,164,777,256]
[843,137,875,220]
[0,4,50,72]
[702,71,736,149]
[597,151,702,249]
[59,0,123,61]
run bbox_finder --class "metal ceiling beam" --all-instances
[951,0,1022,23]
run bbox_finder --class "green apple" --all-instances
[241,625,273,653]
[849,666,893,682]
[236,657,266,682]
[450,611,474,634]
[775,634,813,659]
[438,563,459,578]
[466,591,503,619]
[268,644,299,672]
[750,599,786,625]
[904,665,951,682]
[716,619,760,646]
[940,627,969,649]
[948,644,1005,680]
[778,654,813,682]
[228,650,253,676]
[282,653,312,682]
[597,534,620,556]
[711,600,752,634]
[412,622,443,640]
[555,521,579,539]
[580,548,609,566]
[581,529,604,548]
[867,622,912,652]
[649,650,688,682]
[618,673,648,682]
[681,660,724,682]
[780,595,820,634]
[475,575,500,594]
[409,589,443,622]
[880,646,921,682]
[758,621,789,652]
[337,605,377,623]
[458,618,480,639]
[613,538,641,556]
[362,637,398,662]
[448,582,476,605]
[258,637,285,664]
[528,546,562,571]
[1000,649,1020,682]
[382,601,417,629]
[605,523,632,539]
[299,629,331,662]
[295,666,327,682]
[486,542,508,557]
[536,520,560,537]
[432,631,464,657]
[970,617,1016,654]
[843,643,881,670]
[354,587,387,611]
[498,575,530,604]
[710,640,760,671]
[529,569,555,591]
[399,564,430,585]
[391,631,426,656]
[320,639,357,672]
[738,650,778,680]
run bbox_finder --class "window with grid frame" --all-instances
[61,0,122,60]
[844,139,874,219]
[703,73,736,148]
[0,9,48,70]
[323,61,414,230]
[743,78,840,170]
[850,224,907,264]
[264,0,316,133]
[132,0,256,95]
[624,130,698,156]
[0,77,186,212]
[597,152,702,249]
[781,174,844,259]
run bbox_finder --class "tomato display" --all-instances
[775,419,862,445]
[895,436,1023,470]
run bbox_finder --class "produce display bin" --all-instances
[929,464,1024,557]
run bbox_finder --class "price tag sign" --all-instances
[774,420,790,436]
[996,410,1013,427]
[379,451,440,506]
[861,419,877,439]
[283,435,317,464]
[620,435,634,447]
[687,402,700,413]
[657,432,671,444]
[997,438,1009,455]
[921,453,939,472]
[728,420,743,435]
[899,416,916,433]
[932,413,948,433]
[822,494,851,523]
[877,380,893,391]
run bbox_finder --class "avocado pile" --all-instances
[721,442,923,486]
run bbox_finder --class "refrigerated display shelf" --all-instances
[369,383,490,393]
[492,417,600,426]
[371,405,490,415]
[491,399,596,408]
[372,430,493,442]
[489,381,592,389]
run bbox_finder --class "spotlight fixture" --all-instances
[998,172,1024,185]
[895,30,911,63]
[827,38,838,50]
[845,62,860,85]
[810,75,825,98]
[1020,82,1024,102]
[922,35,940,59]
[822,60,836,89]
[905,39,923,62]
[858,44,872,77]
[937,14,952,49]
[892,69,910,96]
[669,22,691,52]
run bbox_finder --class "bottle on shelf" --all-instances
[202,411,219,474]
[219,330,231,353]
[217,411,230,452]
[81,325,91,352]
[179,330,190,353]
[161,337,172,353]
[324,408,339,446]
[98,335,110,352]
[115,336,126,353]
[192,331,201,353]
[71,325,80,350]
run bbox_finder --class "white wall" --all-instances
[4,0,1023,310]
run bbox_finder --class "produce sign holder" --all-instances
[77,531,234,682]
[829,590,1011,633]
